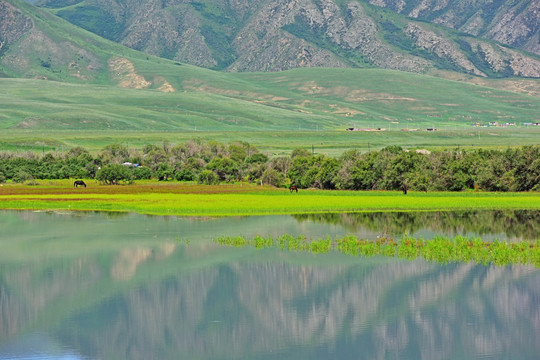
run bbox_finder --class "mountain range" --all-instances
[28,0,540,77]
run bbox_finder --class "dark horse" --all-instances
[74,180,87,188]
[289,185,298,193]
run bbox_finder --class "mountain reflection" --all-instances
[2,254,539,359]
[1,210,539,359]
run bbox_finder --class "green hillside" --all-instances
[2,67,540,131]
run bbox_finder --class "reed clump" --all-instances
[213,234,540,267]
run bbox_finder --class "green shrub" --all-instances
[175,168,195,181]
[197,170,220,185]
[261,168,285,187]
[96,164,133,184]
[133,166,152,180]
[12,170,34,184]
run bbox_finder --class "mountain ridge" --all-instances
[364,0,539,56]
[32,0,540,78]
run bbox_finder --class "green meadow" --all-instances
[3,67,540,130]
[1,183,539,216]
[2,67,540,151]
[2,65,540,155]
[1,128,540,156]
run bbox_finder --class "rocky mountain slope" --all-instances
[0,0,110,81]
[34,0,540,77]
[0,0,185,86]
[365,0,539,56]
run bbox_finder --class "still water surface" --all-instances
[0,210,539,359]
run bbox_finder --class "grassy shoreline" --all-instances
[1,181,539,216]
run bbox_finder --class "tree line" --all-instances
[0,140,538,191]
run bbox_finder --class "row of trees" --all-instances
[0,140,538,191]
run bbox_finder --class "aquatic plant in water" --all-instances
[213,234,540,267]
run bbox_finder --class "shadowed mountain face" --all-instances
[31,0,540,77]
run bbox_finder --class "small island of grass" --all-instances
[214,234,540,267]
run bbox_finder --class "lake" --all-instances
[1,210,539,359]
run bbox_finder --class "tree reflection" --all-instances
[292,210,540,240]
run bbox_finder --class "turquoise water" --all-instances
[0,210,539,359]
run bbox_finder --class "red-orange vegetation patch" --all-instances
[0,183,279,196]
[8,197,109,202]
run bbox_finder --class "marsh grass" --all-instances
[214,234,540,267]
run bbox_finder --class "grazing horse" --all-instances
[290,185,298,193]
[74,180,87,188]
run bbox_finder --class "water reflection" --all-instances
[0,210,539,359]
[293,210,540,241]
[0,333,88,360]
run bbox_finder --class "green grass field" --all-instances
[1,182,538,216]
[1,128,539,156]
[2,67,540,133]
[2,67,539,155]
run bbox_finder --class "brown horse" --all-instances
[290,185,298,193]
[74,180,87,188]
